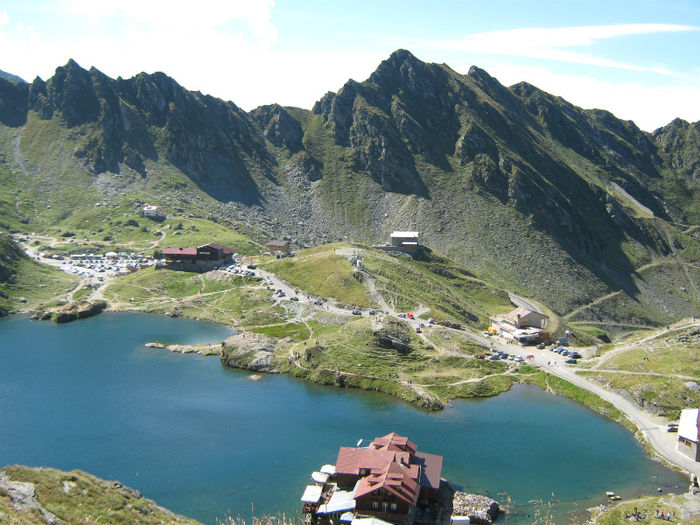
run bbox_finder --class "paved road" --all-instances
[508,292,542,314]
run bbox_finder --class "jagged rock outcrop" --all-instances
[373,319,414,354]
[249,104,304,152]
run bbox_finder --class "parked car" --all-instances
[398,313,406,318]
[406,313,414,319]
[476,354,485,359]
[352,310,362,315]
[369,310,377,315]
[416,327,422,333]
[515,356,524,362]
[565,358,578,364]
[570,352,582,359]
[290,296,299,301]
[667,423,679,433]
[537,343,546,349]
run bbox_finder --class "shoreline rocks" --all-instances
[145,341,221,356]
[32,300,107,323]
[452,492,500,524]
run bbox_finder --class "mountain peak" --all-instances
[0,69,26,84]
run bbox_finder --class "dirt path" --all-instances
[592,319,698,370]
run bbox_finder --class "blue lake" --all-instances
[0,313,685,523]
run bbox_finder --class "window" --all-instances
[373,501,379,510]
[391,503,397,512]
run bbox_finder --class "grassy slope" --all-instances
[0,113,263,256]
[362,248,512,326]
[102,267,287,328]
[591,492,700,525]
[0,235,79,314]
[566,260,700,338]
[579,325,700,420]
[265,243,513,328]
[266,246,372,306]
[282,316,514,408]
[0,465,201,525]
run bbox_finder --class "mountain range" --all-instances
[0,50,697,333]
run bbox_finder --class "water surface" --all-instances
[0,313,685,523]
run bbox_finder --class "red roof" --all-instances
[162,248,197,255]
[336,433,443,493]
[370,432,417,454]
[413,451,443,490]
[336,448,410,476]
[355,459,420,506]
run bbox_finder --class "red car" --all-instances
[406,312,414,319]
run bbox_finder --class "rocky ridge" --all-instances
[0,51,697,327]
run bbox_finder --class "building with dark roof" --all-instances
[156,243,234,271]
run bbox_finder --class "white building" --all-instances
[390,231,419,250]
[678,406,700,462]
[142,205,166,221]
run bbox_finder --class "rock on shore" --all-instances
[31,300,107,323]
[145,341,221,356]
[219,331,279,372]
[452,492,500,524]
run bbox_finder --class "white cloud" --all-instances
[0,11,9,26]
[429,24,699,74]
[59,0,277,46]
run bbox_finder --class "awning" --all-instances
[320,464,336,475]
[301,485,322,503]
[312,471,329,484]
[340,512,355,522]
[316,490,356,514]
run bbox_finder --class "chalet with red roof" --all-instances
[301,432,445,525]
[155,243,234,271]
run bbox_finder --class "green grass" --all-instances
[591,492,699,525]
[577,324,700,419]
[102,267,288,327]
[266,247,373,306]
[0,237,79,314]
[0,465,202,525]
[362,248,512,326]
[71,286,92,302]
[253,322,311,341]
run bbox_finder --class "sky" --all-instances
[1,0,699,131]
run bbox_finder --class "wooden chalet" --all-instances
[155,243,234,271]
[301,432,444,525]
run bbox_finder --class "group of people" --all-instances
[655,507,674,521]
